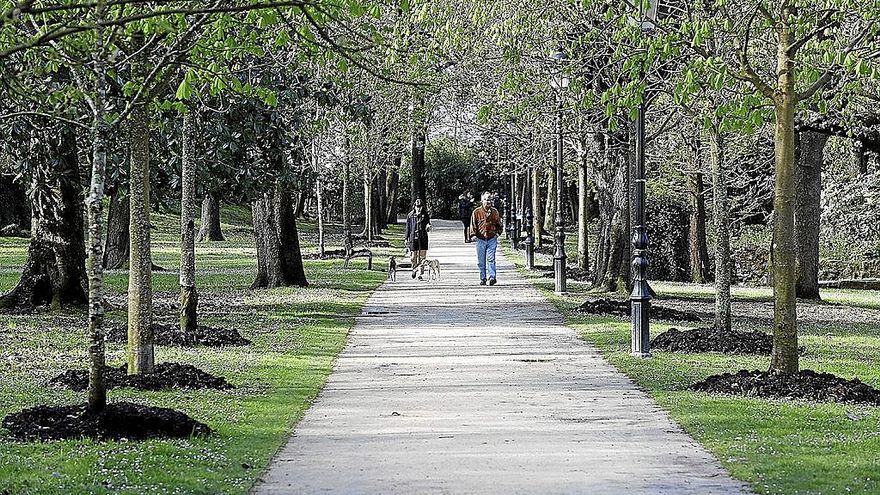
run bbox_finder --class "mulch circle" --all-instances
[540,267,591,281]
[2,402,212,441]
[692,369,880,405]
[50,363,234,392]
[573,298,701,322]
[651,327,775,355]
[106,323,250,347]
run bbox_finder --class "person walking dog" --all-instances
[405,198,432,280]
[469,191,503,286]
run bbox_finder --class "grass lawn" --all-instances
[0,207,402,494]
[504,242,880,495]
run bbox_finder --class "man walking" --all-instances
[470,191,503,286]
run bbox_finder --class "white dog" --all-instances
[419,259,441,280]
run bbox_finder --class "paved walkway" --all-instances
[254,220,751,494]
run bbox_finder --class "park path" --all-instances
[254,220,751,495]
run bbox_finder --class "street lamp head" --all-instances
[549,48,569,90]
[641,0,660,34]
[551,49,567,64]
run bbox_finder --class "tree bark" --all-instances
[543,165,556,235]
[0,124,87,310]
[252,186,308,289]
[687,171,710,284]
[342,150,352,255]
[316,172,326,257]
[577,151,589,272]
[377,166,388,230]
[708,128,732,333]
[251,194,281,289]
[770,23,799,374]
[532,163,543,247]
[103,186,130,269]
[127,45,154,375]
[87,14,110,413]
[363,171,373,241]
[794,130,828,300]
[179,110,198,335]
[385,156,400,224]
[851,139,869,177]
[197,193,225,241]
[411,124,427,206]
[274,186,308,287]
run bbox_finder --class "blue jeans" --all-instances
[476,236,497,281]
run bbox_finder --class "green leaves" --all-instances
[175,70,196,100]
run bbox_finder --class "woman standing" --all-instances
[405,198,432,279]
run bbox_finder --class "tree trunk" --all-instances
[385,156,400,224]
[197,193,224,241]
[274,186,308,287]
[179,110,198,335]
[251,194,281,289]
[252,186,308,289]
[688,171,710,283]
[770,25,799,374]
[103,187,130,269]
[532,164,543,247]
[0,124,87,310]
[87,21,110,413]
[316,174,326,257]
[377,167,388,230]
[363,171,373,241]
[342,152,352,256]
[411,124,427,206]
[794,130,828,300]
[373,177,383,235]
[543,165,556,235]
[851,139,869,177]
[127,52,154,375]
[577,151,589,272]
[708,128,732,333]
[592,136,629,292]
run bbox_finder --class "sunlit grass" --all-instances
[504,242,880,495]
[0,207,403,494]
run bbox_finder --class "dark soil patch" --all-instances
[50,363,233,391]
[574,298,701,322]
[2,402,212,441]
[540,267,591,281]
[651,327,775,355]
[106,323,250,347]
[692,369,880,405]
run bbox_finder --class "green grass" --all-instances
[0,208,403,494]
[504,242,880,495]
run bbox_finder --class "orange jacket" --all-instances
[470,206,502,240]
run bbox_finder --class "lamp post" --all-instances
[524,164,535,270]
[630,0,659,358]
[551,49,569,294]
[509,171,519,248]
[505,174,513,243]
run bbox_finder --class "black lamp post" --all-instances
[505,174,513,243]
[551,49,569,294]
[630,0,659,358]
[509,172,519,248]
[524,164,535,270]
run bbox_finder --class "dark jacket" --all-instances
[405,210,430,251]
[458,198,473,222]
